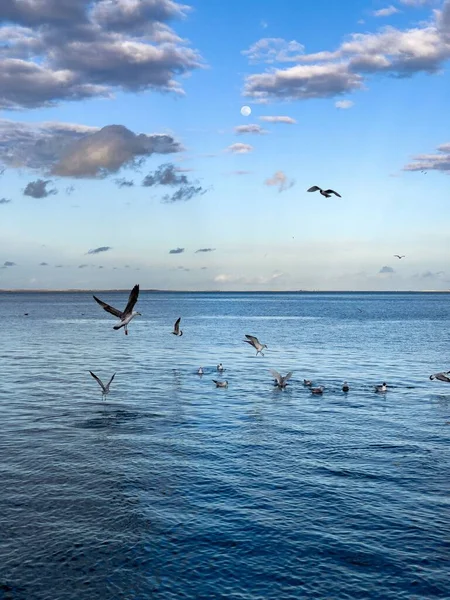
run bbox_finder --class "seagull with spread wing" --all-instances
[89,371,115,399]
[307,186,341,198]
[93,284,141,335]
[429,371,450,383]
[172,317,183,336]
[270,369,293,389]
[394,255,405,259]
[244,334,267,356]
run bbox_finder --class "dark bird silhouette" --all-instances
[394,255,405,259]
[93,284,140,335]
[342,382,350,393]
[429,371,450,383]
[89,371,116,398]
[307,186,341,198]
[172,317,183,336]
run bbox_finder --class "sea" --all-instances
[0,291,449,600]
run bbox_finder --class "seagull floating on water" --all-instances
[93,284,141,335]
[213,380,228,388]
[307,186,341,198]
[429,371,450,383]
[394,255,405,259]
[197,367,204,375]
[270,369,293,389]
[217,363,224,372]
[375,382,387,392]
[89,370,115,399]
[244,334,267,356]
[342,382,350,393]
[303,379,312,386]
[172,317,183,336]
[311,386,324,395]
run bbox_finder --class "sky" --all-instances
[0,0,449,291]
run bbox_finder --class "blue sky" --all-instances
[0,0,449,291]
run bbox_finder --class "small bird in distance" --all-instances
[244,334,267,356]
[270,369,293,389]
[89,370,116,399]
[172,317,183,336]
[394,255,405,259]
[307,186,341,198]
[213,380,228,388]
[429,371,450,383]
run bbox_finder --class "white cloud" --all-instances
[241,38,305,63]
[335,99,354,109]
[242,3,450,102]
[234,124,268,135]
[226,143,254,154]
[373,6,400,17]
[259,115,297,124]
[403,141,450,172]
[264,170,295,192]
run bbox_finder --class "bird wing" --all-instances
[123,284,140,316]
[283,372,293,382]
[394,255,400,258]
[89,370,105,391]
[212,380,218,384]
[93,296,123,319]
[307,186,321,193]
[106,373,116,391]
[324,189,341,197]
[269,369,282,384]
[245,334,259,346]
[174,317,181,333]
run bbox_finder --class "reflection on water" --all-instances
[0,292,449,599]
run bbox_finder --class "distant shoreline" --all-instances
[0,289,449,294]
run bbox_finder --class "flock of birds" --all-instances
[88,283,450,398]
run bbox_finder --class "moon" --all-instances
[240,106,251,117]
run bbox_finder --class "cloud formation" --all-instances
[39,262,48,266]
[403,141,450,173]
[0,120,182,177]
[0,0,204,110]
[379,266,395,273]
[264,170,295,192]
[142,162,208,203]
[24,179,57,198]
[214,271,284,285]
[3,261,16,267]
[195,248,215,253]
[259,115,297,124]
[87,246,112,255]
[226,143,253,154]
[234,124,267,135]
[0,197,11,204]
[242,3,450,102]
[374,6,400,17]
[169,247,185,254]
[242,38,305,63]
[335,100,354,109]
[115,178,134,188]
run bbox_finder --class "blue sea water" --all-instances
[0,291,449,600]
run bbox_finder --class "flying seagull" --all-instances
[244,334,267,356]
[270,369,293,389]
[394,255,405,259]
[429,371,450,383]
[374,382,387,392]
[172,317,183,336]
[89,370,115,399]
[342,382,350,393]
[213,380,228,388]
[93,284,141,335]
[307,186,341,198]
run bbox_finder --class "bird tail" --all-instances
[113,323,124,330]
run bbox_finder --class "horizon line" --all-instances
[0,288,449,294]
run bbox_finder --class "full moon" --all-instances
[240,105,251,117]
